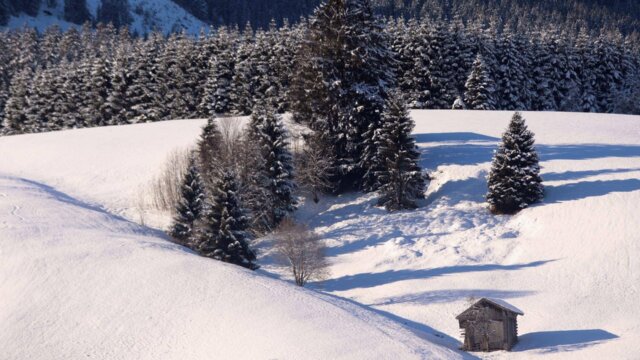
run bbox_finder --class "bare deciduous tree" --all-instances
[137,147,192,213]
[293,136,333,203]
[274,218,329,286]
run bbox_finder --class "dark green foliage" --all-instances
[248,103,296,228]
[298,0,394,192]
[375,92,425,211]
[198,171,257,270]
[487,112,544,214]
[197,117,223,188]
[464,54,496,110]
[170,156,206,245]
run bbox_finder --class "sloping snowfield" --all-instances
[1,110,639,359]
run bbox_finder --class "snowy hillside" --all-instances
[0,125,460,359]
[1,110,640,359]
[3,0,206,34]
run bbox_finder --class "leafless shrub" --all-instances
[274,218,329,286]
[293,136,333,203]
[146,148,192,212]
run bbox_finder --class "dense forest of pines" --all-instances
[1,13,639,135]
[3,0,640,38]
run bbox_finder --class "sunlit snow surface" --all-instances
[1,110,639,359]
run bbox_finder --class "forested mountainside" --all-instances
[2,0,640,37]
[1,13,639,136]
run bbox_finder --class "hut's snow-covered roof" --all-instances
[456,298,524,319]
[482,298,524,315]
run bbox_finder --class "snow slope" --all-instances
[284,111,640,359]
[0,157,459,357]
[1,110,639,358]
[4,0,207,35]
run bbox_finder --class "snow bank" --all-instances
[0,174,459,359]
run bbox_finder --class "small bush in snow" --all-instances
[274,218,329,287]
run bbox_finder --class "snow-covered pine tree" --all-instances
[252,29,281,112]
[2,68,32,134]
[530,35,557,111]
[82,54,111,127]
[487,112,544,214]
[346,0,395,192]
[199,30,235,116]
[169,155,206,246]
[375,91,425,211]
[197,117,223,189]
[104,47,130,125]
[198,170,257,270]
[576,29,598,113]
[464,53,496,110]
[248,103,296,228]
[230,25,256,115]
[300,0,394,192]
[494,28,529,110]
[127,33,163,123]
[59,61,86,129]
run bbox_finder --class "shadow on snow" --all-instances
[515,329,618,353]
[322,260,556,291]
[370,289,535,307]
[415,132,640,168]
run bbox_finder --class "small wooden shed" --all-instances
[456,298,524,352]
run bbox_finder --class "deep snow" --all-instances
[1,110,639,359]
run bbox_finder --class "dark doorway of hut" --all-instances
[456,298,524,352]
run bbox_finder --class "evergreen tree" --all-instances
[494,29,529,110]
[299,0,394,192]
[487,112,544,214]
[2,68,31,134]
[464,53,496,110]
[197,117,224,188]
[198,171,257,270]
[375,92,425,211]
[248,103,296,228]
[199,35,235,116]
[170,155,206,246]
[230,29,256,115]
[127,34,162,122]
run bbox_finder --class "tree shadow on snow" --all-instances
[414,133,640,168]
[514,329,618,353]
[369,289,535,307]
[543,168,640,182]
[544,179,640,203]
[322,260,556,291]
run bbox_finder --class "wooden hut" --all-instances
[456,298,523,352]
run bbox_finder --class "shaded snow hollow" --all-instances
[1,110,640,359]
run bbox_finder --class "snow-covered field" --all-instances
[1,110,639,359]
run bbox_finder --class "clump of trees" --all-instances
[487,112,544,214]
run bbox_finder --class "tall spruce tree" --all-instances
[375,91,425,211]
[170,156,206,246]
[464,53,496,110]
[197,117,224,188]
[248,103,296,228]
[299,0,394,192]
[198,170,257,270]
[487,112,544,214]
